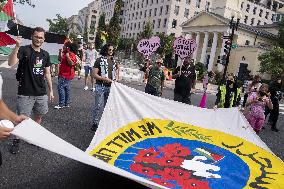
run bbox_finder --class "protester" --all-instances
[267,77,283,132]
[54,42,78,109]
[0,74,27,165]
[8,27,53,154]
[172,58,196,104]
[76,41,84,80]
[214,73,241,109]
[243,75,261,107]
[145,58,165,97]
[244,84,273,134]
[91,43,119,131]
[83,43,98,91]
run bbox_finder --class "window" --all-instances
[251,18,255,25]
[172,19,177,28]
[257,20,261,25]
[244,15,248,24]
[153,20,155,29]
[196,0,201,8]
[246,4,250,12]
[144,10,147,18]
[245,40,250,46]
[184,8,189,18]
[158,19,161,28]
[160,6,163,15]
[253,7,257,15]
[241,2,244,9]
[186,0,191,5]
[205,1,210,12]
[259,9,263,17]
[163,18,167,28]
[166,5,169,14]
[154,8,157,16]
[174,5,180,15]
[149,9,152,17]
[265,12,269,19]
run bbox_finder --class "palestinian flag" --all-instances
[0,0,15,32]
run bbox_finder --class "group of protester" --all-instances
[0,26,283,166]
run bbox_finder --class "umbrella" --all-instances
[0,32,16,46]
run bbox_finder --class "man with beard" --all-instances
[172,58,196,104]
[8,27,54,154]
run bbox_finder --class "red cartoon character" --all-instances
[134,147,160,163]
[159,143,191,158]
[130,163,157,177]
[157,168,192,182]
[155,156,184,167]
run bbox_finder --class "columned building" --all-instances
[181,11,277,78]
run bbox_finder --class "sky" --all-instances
[14,0,95,30]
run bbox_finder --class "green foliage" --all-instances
[278,17,284,48]
[212,71,223,85]
[195,62,207,80]
[95,13,106,49]
[0,0,35,7]
[258,46,284,78]
[68,33,78,42]
[107,0,122,47]
[138,21,153,39]
[157,33,175,58]
[46,14,68,35]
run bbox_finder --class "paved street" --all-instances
[0,66,283,189]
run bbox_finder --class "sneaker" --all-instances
[84,86,88,90]
[54,105,64,109]
[271,128,279,132]
[9,139,20,154]
[65,105,70,108]
[78,76,81,80]
[91,87,95,92]
[91,123,98,131]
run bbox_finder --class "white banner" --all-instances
[12,83,284,189]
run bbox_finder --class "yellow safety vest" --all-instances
[219,85,241,108]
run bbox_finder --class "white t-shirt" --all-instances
[85,49,98,67]
[0,74,3,99]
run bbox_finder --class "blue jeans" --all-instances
[57,77,71,107]
[92,84,110,124]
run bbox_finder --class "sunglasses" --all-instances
[108,48,114,51]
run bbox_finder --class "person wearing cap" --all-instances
[172,58,196,104]
[145,58,165,96]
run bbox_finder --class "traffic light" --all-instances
[224,40,231,54]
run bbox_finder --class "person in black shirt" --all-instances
[91,43,119,131]
[267,77,282,132]
[172,58,196,104]
[8,27,54,154]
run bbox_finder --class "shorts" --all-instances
[84,65,93,76]
[17,95,48,116]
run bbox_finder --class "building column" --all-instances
[193,32,200,64]
[208,32,218,71]
[200,32,209,65]
[185,32,193,39]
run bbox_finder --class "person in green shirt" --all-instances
[145,58,165,97]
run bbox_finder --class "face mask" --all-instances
[227,80,233,85]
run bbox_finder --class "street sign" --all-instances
[231,43,239,49]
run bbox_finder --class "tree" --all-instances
[0,0,35,7]
[258,46,284,78]
[138,21,153,39]
[107,0,122,47]
[278,17,284,48]
[156,33,174,58]
[95,13,106,49]
[46,14,68,35]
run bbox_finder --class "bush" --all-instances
[195,62,207,80]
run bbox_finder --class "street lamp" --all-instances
[222,12,241,82]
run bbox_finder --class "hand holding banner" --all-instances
[137,36,160,58]
[173,37,197,60]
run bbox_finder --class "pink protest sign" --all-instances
[137,36,160,58]
[173,37,197,60]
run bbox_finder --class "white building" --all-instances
[68,0,101,43]
[99,0,284,39]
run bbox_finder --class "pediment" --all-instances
[182,12,228,28]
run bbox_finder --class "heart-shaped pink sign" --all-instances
[173,37,197,59]
[137,36,160,57]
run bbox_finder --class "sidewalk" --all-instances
[164,80,218,94]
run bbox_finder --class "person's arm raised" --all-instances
[8,36,22,67]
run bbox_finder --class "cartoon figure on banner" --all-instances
[129,143,225,188]
[173,37,197,72]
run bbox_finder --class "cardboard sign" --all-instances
[137,36,160,57]
[173,37,197,60]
